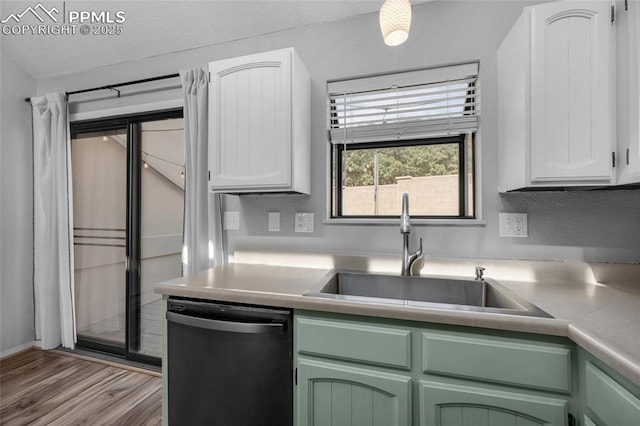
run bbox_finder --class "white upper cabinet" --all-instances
[498,1,616,191]
[618,0,640,184]
[208,48,310,194]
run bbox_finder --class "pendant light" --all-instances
[379,0,412,46]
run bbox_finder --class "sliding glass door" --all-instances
[71,109,184,364]
[72,127,128,350]
[138,118,185,358]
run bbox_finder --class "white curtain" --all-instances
[31,93,76,350]
[181,68,224,273]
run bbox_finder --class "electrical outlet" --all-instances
[224,211,240,230]
[268,212,280,232]
[499,212,528,237]
[294,213,314,233]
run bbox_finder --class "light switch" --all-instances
[268,212,280,232]
[224,211,240,230]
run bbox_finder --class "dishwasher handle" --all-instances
[166,311,285,335]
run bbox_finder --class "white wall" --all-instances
[38,1,640,265]
[1,51,36,354]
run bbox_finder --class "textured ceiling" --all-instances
[0,0,397,80]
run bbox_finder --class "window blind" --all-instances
[328,62,479,145]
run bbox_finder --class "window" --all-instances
[328,62,479,220]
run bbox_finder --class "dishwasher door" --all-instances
[167,297,293,426]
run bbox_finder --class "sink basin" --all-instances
[305,271,552,318]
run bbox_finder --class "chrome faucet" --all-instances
[475,266,487,307]
[400,193,423,276]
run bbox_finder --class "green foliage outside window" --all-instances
[342,144,459,187]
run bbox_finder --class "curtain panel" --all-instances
[180,68,224,273]
[31,93,76,350]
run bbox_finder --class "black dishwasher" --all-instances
[167,297,293,426]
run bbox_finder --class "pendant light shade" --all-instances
[379,0,412,46]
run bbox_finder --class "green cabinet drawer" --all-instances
[296,317,411,369]
[422,331,572,393]
[585,362,640,426]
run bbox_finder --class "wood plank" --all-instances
[0,353,77,395]
[28,368,138,426]
[0,349,161,425]
[0,349,44,374]
[110,388,162,426]
[35,373,158,425]
[3,364,130,425]
[1,360,103,408]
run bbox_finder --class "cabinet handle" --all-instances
[611,4,615,23]
[166,311,285,334]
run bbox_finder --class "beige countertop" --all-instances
[155,256,640,388]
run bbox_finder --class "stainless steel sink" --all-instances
[304,271,552,318]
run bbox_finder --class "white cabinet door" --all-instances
[209,49,294,192]
[619,0,640,184]
[210,49,291,190]
[529,1,615,184]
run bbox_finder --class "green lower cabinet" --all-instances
[294,311,584,426]
[296,357,412,426]
[579,351,640,426]
[419,380,568,426]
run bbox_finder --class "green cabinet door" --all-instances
[297,357,412,426]
[584,361,640,426]
[420,380,567,426]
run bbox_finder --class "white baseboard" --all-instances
[0,341,36,359]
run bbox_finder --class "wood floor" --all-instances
[0,349,161,425]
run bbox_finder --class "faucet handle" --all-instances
[409,238,424,276]
[475,266,486,281]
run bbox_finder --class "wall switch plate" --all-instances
[294,213,314,233]
[499,212,528,237]
[268,212,280,232]
[224,211,240,230]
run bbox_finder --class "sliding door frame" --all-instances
[70,108,184,366]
